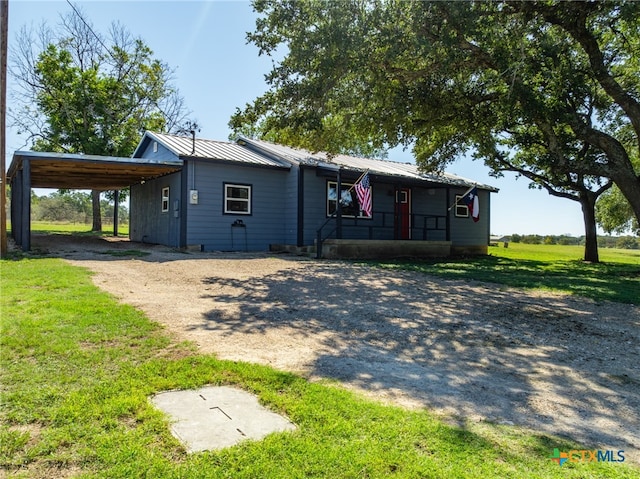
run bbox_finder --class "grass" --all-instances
[30,221,130,237]
[1,258,638,478]
[371,243,640,305]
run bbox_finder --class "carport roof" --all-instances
[7,150,183,190]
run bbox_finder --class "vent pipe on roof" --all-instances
[189,122,200,155]
[176,120,201,156]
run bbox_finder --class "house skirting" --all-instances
[318,239,452,259]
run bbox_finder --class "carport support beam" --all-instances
[21,159,31,251]
[113,189,119,237]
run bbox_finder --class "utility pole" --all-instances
[1,0,9,258]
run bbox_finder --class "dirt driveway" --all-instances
[33,234,640,463]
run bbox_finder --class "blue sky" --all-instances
[5,0,588,236]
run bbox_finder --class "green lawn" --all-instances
[371,243,640,305]
[2,258,637,478]
[29,220,130,237]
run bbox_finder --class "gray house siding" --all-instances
[127,133,494,253]
[302,174,467,245]
[184,161,289,251]
[301,168,328,245]
[411,187,448,241]
[137,139,176,162]
[130,171,183,247]
[284,163,300,245]
[448,188,491,246]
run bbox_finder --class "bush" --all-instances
[616,236,639,249]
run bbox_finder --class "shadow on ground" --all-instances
[29,233,640,461]
[196,262,640,456]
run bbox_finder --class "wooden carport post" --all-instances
[20,158,31,251]
[113,189,119,237]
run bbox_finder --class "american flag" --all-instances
[354,172,372,217]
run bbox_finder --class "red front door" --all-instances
[395,188,411,239]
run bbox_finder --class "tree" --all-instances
[597,186,640,235]
[10,6,189,231]
[32,191,91,223]
[231,1,640,236]
[487,140,613,261]
[596,146,640,236]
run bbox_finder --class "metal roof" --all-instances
[7,150,182,190]
[239,138,498,191]
[139,132,291,169]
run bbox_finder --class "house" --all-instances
[130,131,498,258]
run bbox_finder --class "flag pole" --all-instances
[447,184,476,211]
[347,169,369,193]
[339,169,370,199]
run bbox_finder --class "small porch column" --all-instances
[336,168,342,239]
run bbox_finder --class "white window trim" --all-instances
[454,195,469,218]
[224,183,252,215]
[327,181,372,219]
[161,187,170,213]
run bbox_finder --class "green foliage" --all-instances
[31,191,91,223]
[11,9,189,231]
[31,192,128,225]
[30,39,175,156]
[3,258,637,477]
[597,185,640,235]
[233,0,640,226]
[616,236,640,250]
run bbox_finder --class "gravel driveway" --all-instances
[34,234,640,463]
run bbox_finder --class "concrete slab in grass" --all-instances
[150,385,297,453]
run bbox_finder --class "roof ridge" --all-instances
[151,131,236,146]
[243,137,418,167]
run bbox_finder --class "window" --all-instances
[454,195,469,218]
[327,181,371,218]
[161,187,170,212]
[224,183,252,214]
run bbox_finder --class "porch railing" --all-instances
[316,211,448,259]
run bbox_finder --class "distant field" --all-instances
[492,242,640,264]
[373,242,640,305]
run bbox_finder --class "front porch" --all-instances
[318,239,452,259]
[270,239,454,259]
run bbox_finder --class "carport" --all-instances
[7,150,183,250]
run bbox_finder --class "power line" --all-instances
[65,0,115,61]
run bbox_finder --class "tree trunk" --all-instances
[580,192,599,263]
[91,190,102,232]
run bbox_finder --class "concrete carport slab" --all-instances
[150,386,297,453]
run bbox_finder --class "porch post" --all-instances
[113,189,119,237]
[297,166,304,246]
[11,169,21,245]
[336,168,342,239]
[445,187,451,241]
[393,184,399,240]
